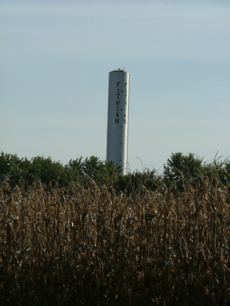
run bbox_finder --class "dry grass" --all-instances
[1,176,230,305]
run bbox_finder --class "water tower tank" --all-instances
[106,68,130,175]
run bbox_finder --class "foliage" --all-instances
[163,153,203,191]
[68,156,121,186]
[163,152,230,194]
[116,168,162,194]
[1,151,230,196]
[0,152,122,190]
[0,151,30,186]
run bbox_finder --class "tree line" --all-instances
[0,151,230,195]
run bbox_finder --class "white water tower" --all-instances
[106,68,130,175]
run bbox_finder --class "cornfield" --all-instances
[1,175,230,305]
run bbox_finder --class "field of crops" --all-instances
[1,176,230,305]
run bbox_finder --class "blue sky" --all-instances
[1,0,230,173]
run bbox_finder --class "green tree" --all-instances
[0,152,30,187]
[163,153,203,191]
[68,156,121,186]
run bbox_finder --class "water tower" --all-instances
[106,68,130,175]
